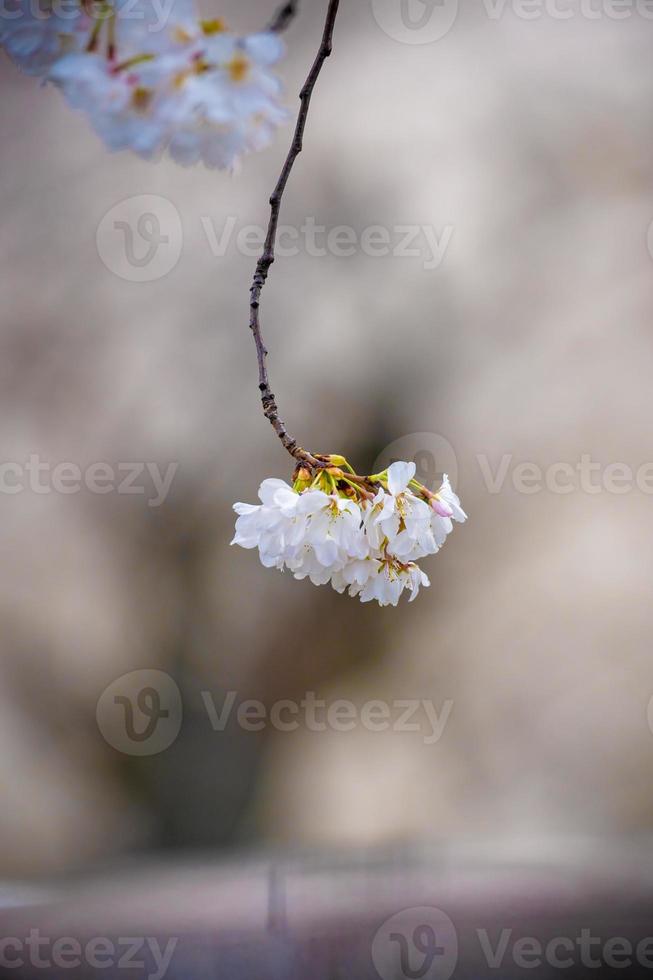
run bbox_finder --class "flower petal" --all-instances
[258,478,291,506]
[387,461,416,496]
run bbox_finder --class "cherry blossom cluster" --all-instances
[0,0,288,167]
[232,459,467,607]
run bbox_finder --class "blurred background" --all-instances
[1,0,653,888]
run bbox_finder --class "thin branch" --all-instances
[268,0,299,34]
[249,0,341,469]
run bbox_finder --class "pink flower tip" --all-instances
[431,498,454,518]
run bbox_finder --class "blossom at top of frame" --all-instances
[0,0,289,169]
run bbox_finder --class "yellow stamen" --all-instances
[131,87,153,112]
[201,18,227,35]
[227,53,250,84]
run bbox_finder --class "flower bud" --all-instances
[431,498,454,518]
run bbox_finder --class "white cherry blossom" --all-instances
[232,478,307,569]
[428,474,467,547]
[231,461,467,607]
[47,24,288,167]
[368,461,436,561]
[348,557,430,607]
[1,0,289,169]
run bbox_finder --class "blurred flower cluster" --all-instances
[0,0,288,167]
[232,460,467,607]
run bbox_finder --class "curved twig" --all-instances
[249,0,341,469]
